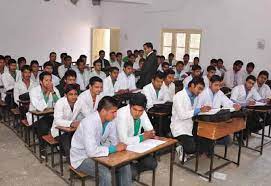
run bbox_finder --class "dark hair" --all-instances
[97,96,118,112]
[194,57,199,61]
[139,58,145,63]
[183,54,190,58]
[39,71,51,81]
[30,60,39,66]
[210,59,218,64]
[76,58,84,66]
[246,62,255,69]
[21,65,31,72]
[64,84,80,95]
[128,54,135,58]
[188,77,205,87]
[192,65,202,71]
[79,54,87,59]
[139,50,144,53]
[160,55,165,60]
[0,55,5,61]
[93,60,102,66]
[5,55,11,60]
[143,42,153,49]
[164,69,175,77]
[233,60,243,66]
[50,52,56,56]
[64,69,77,79]
[168,53,174,57]
[207,65,216,72]
[258,70,269,79]
[116,52,122,57]
[8,59,17,65]
[110,52,116,57]
[43,61,53,69]
[130,93,147,109]
[162,62,170,68]
[89,76,103,86]
[217,58,223,64]
[210,75,222,83]
[176,61,184,66]
[134,50,139,53]
[64,55,72,61]
[109,67,119,73]
[18,57,26,65]
[124,61,133,68]
[99,50,105,55]
[246,75,256,82]
[60,53,68,59]
[153,71,165,80]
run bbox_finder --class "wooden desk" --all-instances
[94,138,177,186]
[147,109,171,137]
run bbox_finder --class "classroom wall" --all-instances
[0,0,101,64]
[100,0,271,74]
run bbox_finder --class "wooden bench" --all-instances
[69,165,88,186]
[42,134,59,167]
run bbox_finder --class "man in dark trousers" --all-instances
[137,42,158,89]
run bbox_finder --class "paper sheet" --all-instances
[255,101,266,106]
[198,107,235,115]
[127,139,166,153]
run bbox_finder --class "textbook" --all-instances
[198,107,235,115]
[127,139,166,153]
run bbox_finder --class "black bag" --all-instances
[246,104,271,111]
[196,109,232,122]
[231,109,247,118]
[151,102,173,113]
[19,92,30,102]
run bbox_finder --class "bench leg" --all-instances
[69,171,74,186]
[81,178,85,186]
[51,145,55,167]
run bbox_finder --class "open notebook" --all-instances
[127,139,166,153]
[198,107,235,115]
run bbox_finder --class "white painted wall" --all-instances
[100,0,271,74]
[0,0,101,64]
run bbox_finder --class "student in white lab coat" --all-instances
[30,60,41,84]
[170,77,212,160]
[162,69,176,101]
[174,61,188,81]
[26,72,60,157]
[56,69,80,97]
[202,65,216,88]
[183,54,192,73]
[223,60,243,89]
[74,58,90,91]
[43,61,60,86]
[208,59,222,77]
[142,71,171,110]
[115,93,157,179]
[114,61,137,94]
[89,60,106,80]
[183,65,202,87]
[77,76,103,118]
[51,84,82,161]
[159,62,170,73]
[241,62,256,84]
[111,52,124,71]
[58,55,73,79]
[254,71,271,99]
[70,96,132,186]
[166,53,177,67]
[0,55,6,100]
[102,67,119,96]
[217,59,227,79]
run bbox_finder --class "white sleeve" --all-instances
[53,100,73,127]
[30,89,48,111]
[230,87,239,102]
[253,89,262,101]
[141,111,154,131]
[142,87,154,109]
[129,75,137,90]
[13,83,20,105]
[174,95,195,120]
[221,93,234,108]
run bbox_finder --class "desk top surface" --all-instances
[94,138,177,167]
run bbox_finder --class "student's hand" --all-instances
[143,130,155,140]
[247,100,256,106]
[200,106,211,112]
[48,82,54,93]
[233,104,241,111]
[71,121,80,128]
[116,143,127,152]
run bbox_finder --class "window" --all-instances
[161,29,202,61]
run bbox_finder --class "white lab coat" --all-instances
[254,83,271,99]
[1,70,21,100]
[223,69,243,89]
[74,68,90,91]
[77,89,103,118]
[31,71,41,84]
[89,70,106,80]
[58,65,71,79]
[195,87,234,109]
[70,111,118,169]
[13,79,37,105]
[162,82,175,101]
[114,71,136,92]
[26,85,60,125]
[230,84,262,104]
[170,89,196,137]
[111,61,124,71]
[102,76,116,96]
[241,70,256,84]
[142,83,171,110]
[115,104,153,145]
[51,97,82,138]
[52,74,60,86]
[202,75,210,88]
[174,69,188,81]
[183,63,192,72]
[183,75,193,87]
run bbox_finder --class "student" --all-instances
[230,75,262,106]
[60,53,68,65]
[74,58,90,91]
[139,49,145,60]
[58,55,72,79]
[160,62,170,73]
[208,59,221,77]
[13,65,37,106]
[90,60,106,80]
[174,61,188,81]
[162,69,176,101]
[114,61,137,94]
[46,52,61,77]
[56,69,80,97]
[254,71,271,99]
[70,96,132,186]
[183,65,202,87]
[79,54,87,64]
[77,76,103,118]
[242,62,256,84]
[170,77,211,159]
[217,59,226,79]
[123,50,132,63]
[93,50,110,72]
[43,61,60,86]
[30,60,41,84]
[183,54,191,73]
[142,71,171,110]
[51,84,82,161]
[224,60,243,89]
[166,53,177,67]
[135,50,142,68]
[26,72,60,156]
[193,57,199,65]
[111,52,124,70]
[0,55,6,98]
[102,67,119,96]
[4,55,11,72]
[1,59,20,105]
[128,54,136,64]
[17,57,27,70]
[202,65,216,88]
[115,93,157,179]
[109,52,117,64]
